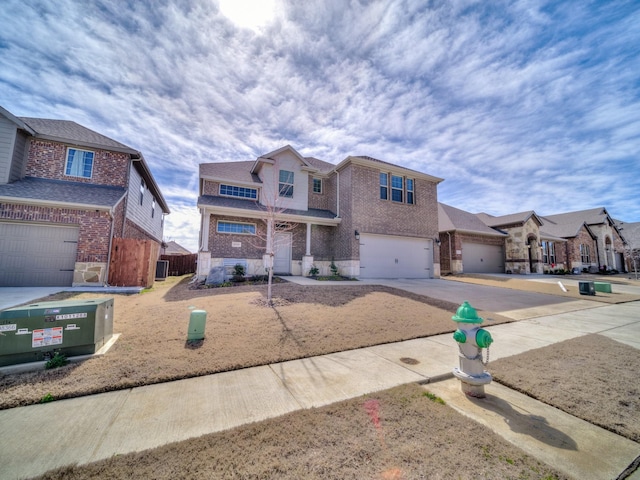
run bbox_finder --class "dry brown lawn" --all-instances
[0,276,514,409]
[5,274,639,480]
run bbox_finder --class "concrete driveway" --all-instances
[358,278,603,320]
[0,287,64,311]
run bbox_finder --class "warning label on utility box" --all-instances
[32,327,63,348]
[55,312,87,321]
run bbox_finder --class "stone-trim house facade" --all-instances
[197,145,443,280]
[0,106,170,286]
[440,204,627,274]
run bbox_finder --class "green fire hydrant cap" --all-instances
[452,301,484,324]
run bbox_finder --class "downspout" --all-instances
[335,170,340,217]
[105,193,126,286]
[447,232,452,273]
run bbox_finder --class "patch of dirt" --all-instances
[32,383,568,480]
[0,276,512,409]
[491,334,640,442]
[444,274,640,304]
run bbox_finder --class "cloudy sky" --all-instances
[1,0,638,252]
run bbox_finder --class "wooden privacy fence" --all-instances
[160,254,197,276]
[108,238,159,288]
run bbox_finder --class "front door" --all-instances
[273,232,292,274]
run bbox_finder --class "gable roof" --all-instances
[477,210,542,228]
[439,203,507,236]
[251,145,318,174]
[19,117,138,155]
[338,155,444,184]
[538,215,595,239]
[199,161,261,188]
[0,107,170,214]
[0,176,126,210]
[162,240,192,255]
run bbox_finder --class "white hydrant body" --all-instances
[451,301,493,398]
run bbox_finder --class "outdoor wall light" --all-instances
[354,230,360,240]
[434,237,441,246]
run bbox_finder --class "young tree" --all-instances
[249,168,297,305]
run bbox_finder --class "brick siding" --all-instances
[0,202,111,262]
[25,140,129,187]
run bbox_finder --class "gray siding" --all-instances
[0,116,17,184]
[10,131,28,182]
[125,164,164,241]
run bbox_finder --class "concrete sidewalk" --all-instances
[1,301,639,480]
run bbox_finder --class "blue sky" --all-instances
[1,0,638,252]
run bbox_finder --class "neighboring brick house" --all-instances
[197,145,443,279]
[476,211,547,274]
[439,203,628,274]
[438,203,507,274]
[0,106,170,286]
[540,208,626,272]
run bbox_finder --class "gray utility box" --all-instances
[0,298,114,367]
[579,281,596,296]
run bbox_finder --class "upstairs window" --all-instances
[152,198,156,218]
[391,175,403,202]
[220,184,257,199]
[279,170,294,197]
[65,148,94,178]
[139,179,145,205]
[380,173,388,200]
[312,178,322,194]
[406,178,414,204]
[380,171,415,205]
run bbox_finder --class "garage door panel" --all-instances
[462,242,504,273]
[360,234,433,278]
[0,222,78,286]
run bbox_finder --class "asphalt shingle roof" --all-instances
[200,161,261,184]
[439,203,507,236]
[0,177,126,208]
[477,211,540,227]
[19,117,137,153]
[197,195,338,220]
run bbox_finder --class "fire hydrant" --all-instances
[452,301,493,398]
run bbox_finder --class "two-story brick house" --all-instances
[197,145,443,280]
[0,106,169,286]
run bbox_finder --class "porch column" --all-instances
[302,222,314,276]
[200,210,210,251]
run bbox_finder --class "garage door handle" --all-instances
[59,269,74,272]
[63,240,78,243]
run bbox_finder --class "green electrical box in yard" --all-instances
[0,298,114,367]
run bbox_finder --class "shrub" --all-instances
[330,259,339,277]
[45,352,68,370]
[308,265,319,276]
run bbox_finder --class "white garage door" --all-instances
[359,234,433,278]
[0,222,79,286]
[462,242,504,273]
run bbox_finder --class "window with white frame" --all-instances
[380,173,388,200]
[380,171,415,204]
[542,241,556,264]
[65,148,94,178]
[580,244,591,263]
[139,179,145,205]
[406,178,415,205]
[220,184,257,199]
[279,170,294,197]
[217,221,256,235]
[152,198,156,218]
[391,175,403,202]
[312,177,322,194]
